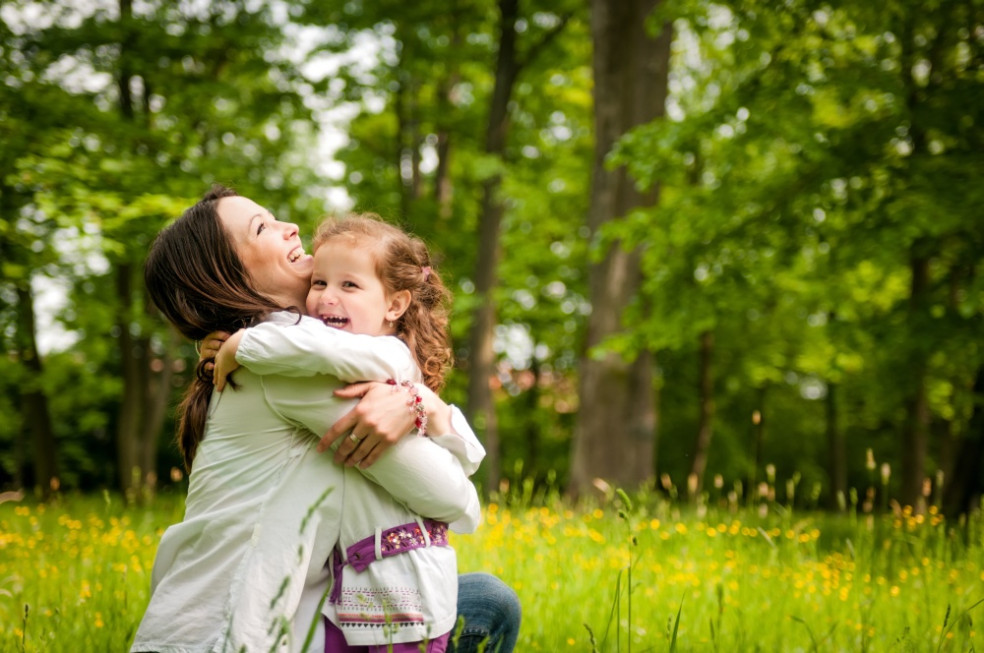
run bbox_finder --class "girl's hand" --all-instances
[213,330,245,392]
[319,381,447,469]
[198,330,231,375]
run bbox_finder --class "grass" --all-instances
[1,485,982,651]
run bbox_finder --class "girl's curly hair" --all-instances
[313,214,453,392]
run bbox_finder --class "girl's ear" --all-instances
[385,289,411,322]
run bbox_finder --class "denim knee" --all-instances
[450,573,521,653]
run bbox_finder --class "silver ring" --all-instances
[348,433,360,444]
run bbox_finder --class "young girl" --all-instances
[214,214,479,653]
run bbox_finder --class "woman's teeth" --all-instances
[288,247,304,262]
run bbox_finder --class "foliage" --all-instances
[0,0,337,488]
[607,0,984,500]
[0,0,982,503]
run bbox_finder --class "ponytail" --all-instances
[176,363,214,471]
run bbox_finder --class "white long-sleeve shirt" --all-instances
[130,313,483,653]
[236,313,485,478]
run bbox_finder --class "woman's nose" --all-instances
[282,222,299,239]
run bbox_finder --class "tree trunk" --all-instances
[15,284,58,496]
[141,324,181,487]
[116,262,149,496]
[748,385,766,496]
[524,358,542,475]
[942,365,984,517]
[466,0,521,493]
[689,330,715,493]
[395,65,412,219]
[433,20,461,221]
[826,380,848,509]
[900,246,931,509]
[568,0,671,498]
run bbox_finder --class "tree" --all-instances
[567,0,672,497]
[299,0,590,490]
[612,0,984,509]
[2,0,327,494]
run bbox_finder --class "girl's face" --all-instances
[217,196,313,307]
[305,238,409,336]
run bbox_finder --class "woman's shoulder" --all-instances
[263,310,307,326]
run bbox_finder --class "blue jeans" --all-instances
[449,573,521,653]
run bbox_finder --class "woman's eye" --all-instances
[256,222,266,235]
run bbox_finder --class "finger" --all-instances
[334,430,362,463]
[333,381,374,399]
[336,431,367,464]
[319,410,358,454]
[349,437,380,468]
[357,440,389,469]
[215,370,226,392]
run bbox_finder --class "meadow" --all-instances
[1,485,982,652]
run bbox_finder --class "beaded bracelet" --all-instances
[387,379,428,436]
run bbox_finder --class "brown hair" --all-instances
[312,214,453,392]
[144,185,288,469]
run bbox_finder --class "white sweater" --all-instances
[130,313,483,653]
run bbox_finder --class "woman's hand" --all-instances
[413,383,453,436]
[319,381,451,469]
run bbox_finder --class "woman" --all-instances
[131,187,519,653]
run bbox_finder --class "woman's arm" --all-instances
[210,313,485,471]
[261,373,482,532]
[326,382,486,474]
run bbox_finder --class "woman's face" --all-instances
[217,195,313,307]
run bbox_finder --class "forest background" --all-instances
[2,0,983,516]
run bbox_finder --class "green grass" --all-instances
[1,487,982,651]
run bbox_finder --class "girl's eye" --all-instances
[310,279,326,289]
[342,281,358,289]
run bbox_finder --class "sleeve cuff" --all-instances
[428,405,486,477]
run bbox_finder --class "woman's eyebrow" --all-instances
[247,212,265,235]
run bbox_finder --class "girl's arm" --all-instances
[226,312,417,384]
[198,327,424,465]
[214,313,485,473]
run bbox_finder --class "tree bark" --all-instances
[115,262,149,496]
[689,330,715,493]
[825,380,848,509]
[748,385,766,495]
[900,246,931,509]
[568,0,671,498]
[466,0,521,492]
[15,285,58,496]
[433,18,461,221]
[942,365,984,517]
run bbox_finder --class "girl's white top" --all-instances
[130,312,483,653]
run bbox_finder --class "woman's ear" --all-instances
[385,289,412,322]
